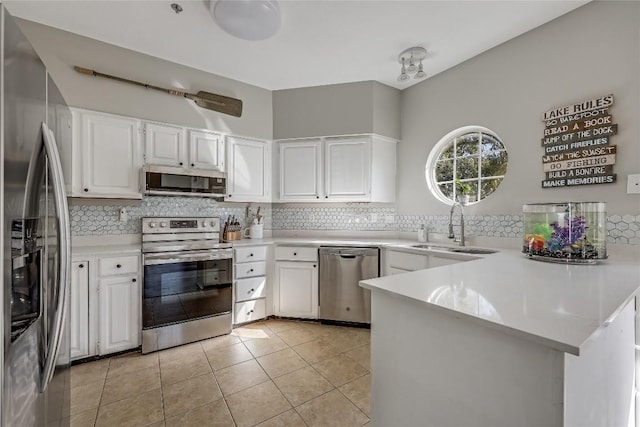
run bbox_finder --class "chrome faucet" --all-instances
[448,203,465,246]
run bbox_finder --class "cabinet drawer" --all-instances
[387,250,427,272]
[234,299,266,324]
[235,261,266,279]
[275,246,318,262]
[99,255,139,276]
[236,277,267,302]
[235,246,268,263]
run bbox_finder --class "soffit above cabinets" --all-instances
[6,0,588,90]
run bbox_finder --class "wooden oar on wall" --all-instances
[74,65,243,118]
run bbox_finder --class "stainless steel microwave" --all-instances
[142,165,226,198]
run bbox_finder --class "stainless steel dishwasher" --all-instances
[319,247,379,325]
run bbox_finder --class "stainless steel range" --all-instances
[141,217,233,353]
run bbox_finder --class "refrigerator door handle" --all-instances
[39,122,71,392]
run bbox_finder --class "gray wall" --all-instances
[398,1,640,216]
[16,19,273,140]
[273,81,401,140]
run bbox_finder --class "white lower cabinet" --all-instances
[70,261,90,360]
[384,249,462,276]
[98,273,140,355]
[274,246,319,319]
[233,245,269,324]
[70,250,141,361]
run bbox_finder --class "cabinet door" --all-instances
[98,274,139,355]
[144,122,185,167]
[70,261,90,360]
[275,261,318,318]
[279,140,322,201]
[189,130,224,171]
[324,138,371,201]
[226,136,270,202]
[80,112,142,198]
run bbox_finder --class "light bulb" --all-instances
[414,61,426,79]
[397,59,409,82]
[406,53,417,74]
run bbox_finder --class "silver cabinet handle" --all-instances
[40,123,71,393]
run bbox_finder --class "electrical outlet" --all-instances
[384,214,395,224]
[370,213,378,223]
[119,208,128,222]
[627,174,640,194]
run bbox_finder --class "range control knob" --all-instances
[160,222,167,228]
[202,221,208,228]
[210,221,217,227]
[149,223,157,228]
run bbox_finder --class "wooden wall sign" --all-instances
[541,94,618,188]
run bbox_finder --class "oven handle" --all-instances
[144,250,232,266]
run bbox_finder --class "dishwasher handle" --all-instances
[320,247,379,258]
[339,254,357,259]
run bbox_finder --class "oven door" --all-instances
[142,251,232,330]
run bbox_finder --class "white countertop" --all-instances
[361,250,640,356]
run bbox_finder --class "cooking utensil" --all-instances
[73,66,243,117]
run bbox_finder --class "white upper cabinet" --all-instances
[144,122,224,172]
[144,122,185,167]
[189,129,224,171]
[279,139,322,201]
[324,137,371,201]
[226,136,271,202]
[277,134,396,203]
[71,109,143,199]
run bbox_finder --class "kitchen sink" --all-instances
[448,248,498,254]
[411,244,454,251]
[411,244,498,255]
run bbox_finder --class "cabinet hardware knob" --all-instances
[228,194,232,198]
[132,278,136,282]
[249,269,254,272]
[116,264,122,268]
[191,163,195,167]
[250,289,254,292]
[79,264,84,268]
[83,188,88,192]
[248,310,254,314]
[179,162,183,166]
[313,264,316,268]
[249,253,253,257]
[316,196,319,199]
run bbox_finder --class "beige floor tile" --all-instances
[205,342,254,371]
[107,352,158,379]
[343,344,370,371]
[160,351,212,386]
[312,354,368,387]
[226,380,291,427]
[158,342,205,364]
[327,329,370,353]
[70,378,104,415]
[162,373,223,418]
[255,409,306,427]
[296,389,369,427]
[165,399,234,427]
[146,422,165,427]
[243,334,289,358]
[338,374,371,415]
[263,319,301,333]
[292,339,340,364]
[301,322,341,337]
[273,366,334,406]
[276,326,318,347]
[101,365,161,405]
[201,334,242,352]
[257,348,308,379]
[70,359,110,388]
[68,407,98,427]
[95,388,163,427]
[232,323,275,341]
[214,359,269,395]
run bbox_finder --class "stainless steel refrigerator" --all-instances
[1,6,72,426]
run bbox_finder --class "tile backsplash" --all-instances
[70,198,639,245]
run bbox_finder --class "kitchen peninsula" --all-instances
[361,251,639,427]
